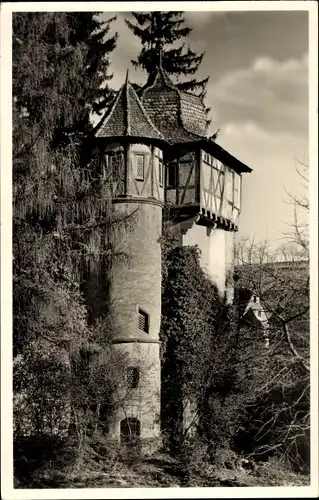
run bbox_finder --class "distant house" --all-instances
[235,287,271,348]
[234,259,309,350]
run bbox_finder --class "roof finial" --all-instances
[125,69,129,84]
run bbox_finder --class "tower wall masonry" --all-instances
[108,200,162,446]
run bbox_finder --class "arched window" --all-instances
[127,367,140,389]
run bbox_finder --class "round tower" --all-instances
[95,74,167,451]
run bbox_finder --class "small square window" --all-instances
[127,367,140,389]
[159,159,163,187]
[138,308,149,333]
[135,154,145,181]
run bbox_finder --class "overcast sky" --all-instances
[99,10,309,247]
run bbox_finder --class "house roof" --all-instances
[95,72,166,143]
[169,138,252,173]
[235,288,271,330]
[139,66,208,144]
[139,66,252,173]
[94,67,252,175]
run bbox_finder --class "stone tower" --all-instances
[94,65,252,448]
[94,73,168,450]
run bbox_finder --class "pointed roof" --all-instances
[139,66,252,173]
[139,66,208,143]
[94,67,252,175]
[95,73,166,143]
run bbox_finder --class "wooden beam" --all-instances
[151,145,154,197]
[124,143,129,196]
[176,157,180,205]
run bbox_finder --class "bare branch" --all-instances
[277,313,310,373]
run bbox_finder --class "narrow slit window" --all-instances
[159,159,163,187]
[138,308,149,333]
[127,367,140,389]
[135,154,145,181]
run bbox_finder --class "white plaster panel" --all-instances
[182,224,227,296]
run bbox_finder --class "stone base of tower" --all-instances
[106,410,162,456]
[106,342,162,456]
[105,433,162,457]
[103,434,162,459]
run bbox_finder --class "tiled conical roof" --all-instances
[95,72,166,143]
[94,68,252,174]
[139,66,208,144]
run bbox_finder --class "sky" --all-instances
[99,9,309,248]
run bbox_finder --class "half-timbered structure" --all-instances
[94,64,252,449]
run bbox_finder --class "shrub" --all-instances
[174,437,210,484]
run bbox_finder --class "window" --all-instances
[127,367,140,389]
[225,168,233,205]
[158,158,163,187]
[227,169,240,208]
[229,170,235,204]
[204,152,211,164]
[234,172,240,208]
[168,164,176,187]
[135,154,145,181]
[257,310,261,318]
[138,308,149,333]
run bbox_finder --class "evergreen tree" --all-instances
[13,12,117,143]
[66,13,118,116]
[13,12,120,291]
[12,13,128,460]
[125,12,209,97]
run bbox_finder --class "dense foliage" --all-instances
[160,219,237,454]
[13,12,128,484]
[160,218,310,474]
[13,12,117,140]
